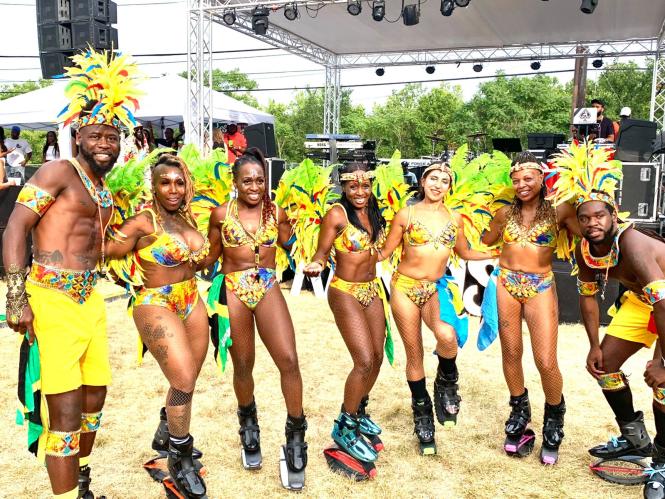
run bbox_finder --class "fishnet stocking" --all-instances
[422,290,458,360]
[226,289,257,408]
[254,284,303,417]
[497,280,526,397]
[328,287,386,414]
[523,285,563,405]
[133,299,209,438]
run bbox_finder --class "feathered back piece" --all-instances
[445,144,513,249]
[372,150,414,224]
[57,48,143,131]
[547,140,622,211]
[274,158,338,271]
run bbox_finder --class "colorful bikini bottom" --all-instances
[225,267,277,311]
[390,271,437,308]
[133,277,199,320]
[498,267,554,304]
[329,275,382,308]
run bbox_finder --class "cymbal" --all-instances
[467,131,487,138]
[426,135,444,141]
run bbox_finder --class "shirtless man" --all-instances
[4,121,120,498]
[576,196,665,498]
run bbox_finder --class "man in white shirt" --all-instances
[4,126,32,181]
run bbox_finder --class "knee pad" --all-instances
[597,371,628,391]
[45,429,80,457]
[80,411,103,433]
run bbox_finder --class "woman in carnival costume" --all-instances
[378,152,505,455]
[203,147,308,490]
[105,153,210,498]
[480,150,580,464]
[303,161,394,468]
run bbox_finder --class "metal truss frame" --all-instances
[187,0,665,152]
[187,0,213,153]
[650,18,665,130]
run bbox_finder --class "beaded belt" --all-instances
[27,261,98,304]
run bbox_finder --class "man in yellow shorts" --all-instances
[3,50,141,499]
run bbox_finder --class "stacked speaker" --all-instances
[37,0,118,78]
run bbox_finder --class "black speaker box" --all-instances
[38,23,72,51]
[71,0,107,21]
[39,51,73,78]
[37,0,71,23]
[245,122,277,158]
[553,259,619,326]
[527,133,565,150]
[267,158,285,193]
[71,20,115,49]
[616,119,657,162]
[108,0,117,24]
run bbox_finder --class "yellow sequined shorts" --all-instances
[26,281,110,395]
[606,291,657,348]
[391,271,437,308]
[329,275,383,308]
[225,267,277,311]
[498,267,554,304]
[133,278,199,320]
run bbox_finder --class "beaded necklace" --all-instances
[580,222,632,299]
[70,158,114,274]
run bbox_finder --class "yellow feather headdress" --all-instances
[547,141,622,211]
[57,48,143,131]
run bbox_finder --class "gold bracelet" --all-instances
[6,263,27,298]
[6,290,28,325]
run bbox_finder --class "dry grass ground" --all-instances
[0,283,655,499]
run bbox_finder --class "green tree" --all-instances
[179,68,260,108]
[584,60,653,120]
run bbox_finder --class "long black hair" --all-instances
[508,151,554,227]
[42,131,59,160]
[233,147,274,224]
[338,162,385,242]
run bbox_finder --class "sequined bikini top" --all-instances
[580,222,632,270]
[220,199,278,249]
[403,205,457,249]
[136,209,210,267]
[332,203,384,254]
[502,213,557,248]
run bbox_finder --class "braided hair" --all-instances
[151,153,196,227]
[232,147,274,224]
[338,162,385,243]
[508,151,554,228]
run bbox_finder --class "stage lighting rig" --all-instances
[455,0,470,6]
[372,0,385,21]
[530,61,541,71]
[426,65,435,74]
[347,0,362,16]
[402,3,419,25]
[376,68,385,76]
[440,0,454,16]
[252,6,269,35]
[284,2,298,20]
[472,63,483,73]
[592,58,603,68]
[580,0,598,14]
[222,8,236,25]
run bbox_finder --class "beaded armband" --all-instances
[643,280,665,305]
[577,278,599,297]
[5,263,28,326]
[654,387,665,406]
[16,183,56,217]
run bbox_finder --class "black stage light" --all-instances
[252,6,269,35]
[426,65,435,74]
[580,0,598,14]
[592,58,603,68]
[455,0,469,6]
[284,2,298,20]
[530,61,541,70]
[372,0,385,21]
[347,0,361,16]
[376,68,385,76]
[440,0,454,16]
[222,8,236,25]
[402,3,419,25]
[472,63,483,73]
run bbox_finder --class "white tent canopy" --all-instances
[0,74,274,130]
